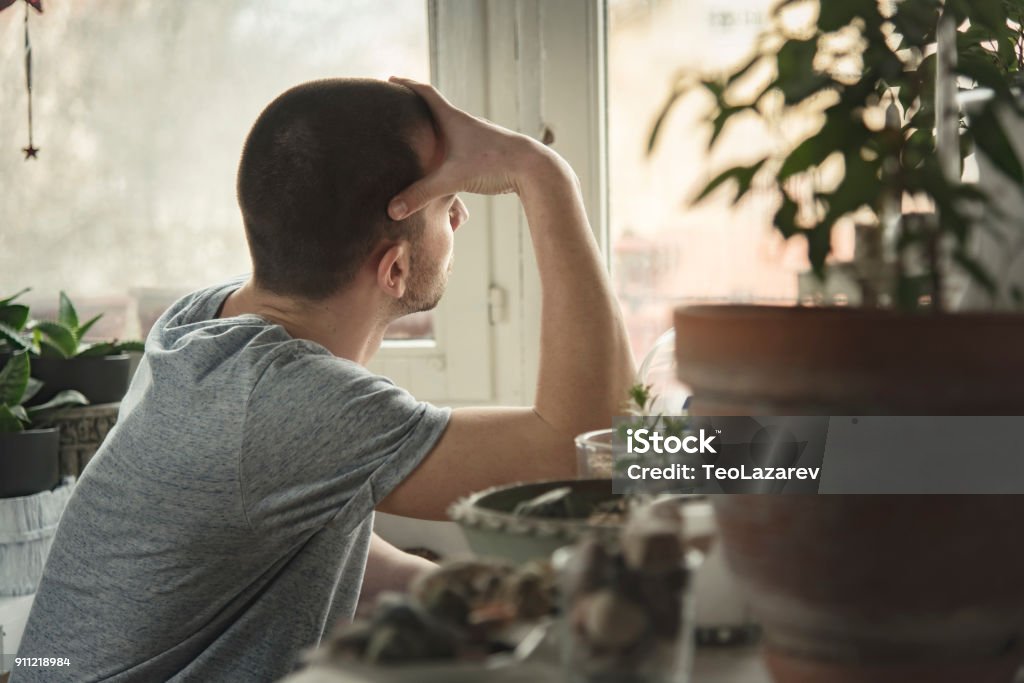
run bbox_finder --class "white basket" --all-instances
[0,479,74,597]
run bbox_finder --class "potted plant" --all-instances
[650,1,1024,681]
[0,351,87,498]
[25,291,143,405]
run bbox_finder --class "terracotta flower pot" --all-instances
[674,305,1024,682]
[675,305,1024,416]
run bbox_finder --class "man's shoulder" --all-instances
[143,278,394,404]
[154,277,248,337]
[148,278,297,359]
[137,279,336,392]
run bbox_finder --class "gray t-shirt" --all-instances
[13,279,450,682]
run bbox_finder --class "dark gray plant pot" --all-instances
[0,428,60,498]
[28,353,131,405]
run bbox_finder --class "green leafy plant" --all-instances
[621,382,689,435]
[31,291,144,359]
[0,352,88,433]
[614,383,695,486]
[650,0,1024,311]
[0,288,33,353]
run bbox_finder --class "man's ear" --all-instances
[376,241,412,300]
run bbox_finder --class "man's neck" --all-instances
[219,279,390,365]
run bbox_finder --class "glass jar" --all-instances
[575,428,616,478]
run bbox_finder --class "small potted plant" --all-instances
[0,351,87,498]
[650,1,1024,681]
[26,291,143,405]
[0,352,86,599]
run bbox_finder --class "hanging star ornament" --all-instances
[2,0,43,159]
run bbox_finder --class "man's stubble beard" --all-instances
[394,247,451,317]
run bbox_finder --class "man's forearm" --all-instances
[517,147,636,436]
[357,532,436,614]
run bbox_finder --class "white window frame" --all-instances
[369,0,607,407]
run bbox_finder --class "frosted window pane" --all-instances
[0,0,430,340]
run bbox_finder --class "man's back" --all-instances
[12,75,635,681]
[13,280,448,682]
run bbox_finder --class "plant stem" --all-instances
[932,7,958,312]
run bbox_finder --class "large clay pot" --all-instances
[675,305,1024,416]
[674,305,1024,682]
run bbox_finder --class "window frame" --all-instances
[382,0,608,406]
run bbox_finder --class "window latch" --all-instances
[488,284,507,325]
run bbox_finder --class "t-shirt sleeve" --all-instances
[239,344,451,538]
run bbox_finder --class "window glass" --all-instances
[0,0,431,340]
[608,0,813,359]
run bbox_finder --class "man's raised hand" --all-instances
[387,76,548,221]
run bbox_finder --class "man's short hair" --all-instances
[237,78,433,300]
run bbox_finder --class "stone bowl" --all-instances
[448,479,712,565]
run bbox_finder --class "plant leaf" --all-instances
[890,1,941,47]
[58,291,79,331]
[647,87,686,155]
[78,339,144,357]
[903,128,934,169]
[819,151,882,225]
[10,404,29,424]
[695,166,741,203]
[0,351,30,407]
[627,383,652,412]
[112,340,145,354]
[38,337,68,358]
[778,113,854,181]
[32,321,78,359]
[776,38,823,105]
[0,288,29,307]
[0,404,25,433]
[22,377,43,404]
[818,0,871,31]
[950,0,1006,33]
[76,342,114,357]
[26,389,89,421]
[76,313,104,340]
[972,103,1024,183]
[709,105,747,147]
[953,248,998,297]
[726,55,762,86]
[805,224,833,278]
[0,304,29,331]
[958,51,1013,98]
[774,194,800,238]
[0,321,33,353]
[693,159,767,204]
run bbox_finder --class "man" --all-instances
[14,77,634,681]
